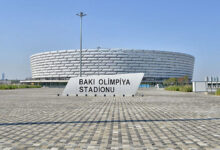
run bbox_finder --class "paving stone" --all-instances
[0,88,220,149]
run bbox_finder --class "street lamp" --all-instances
[97,46,101,75]
[76,12,86,77]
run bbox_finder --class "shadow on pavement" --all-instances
[1,118,220,126]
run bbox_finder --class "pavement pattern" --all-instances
[0,88,220,150]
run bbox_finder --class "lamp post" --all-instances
[97,46,101,75]
[76,12,86,77]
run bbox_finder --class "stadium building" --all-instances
[23,49,194,86]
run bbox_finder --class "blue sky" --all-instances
[0,0,220,80]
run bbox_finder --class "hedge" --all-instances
[216,89,220,96]
[0,84,41,90]
[165,85,192,92]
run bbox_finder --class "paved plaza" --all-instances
[0,88,220,150]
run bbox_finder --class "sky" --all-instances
[0,0,220,80]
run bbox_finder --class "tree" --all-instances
[177,77,184,85]
[163,76,189,86]
[163,78,177,86]
[183,75,189,85]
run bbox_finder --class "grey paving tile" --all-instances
[0,88,220,149]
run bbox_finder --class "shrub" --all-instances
[17,85,41,88]
[165,86,179,91]
[179,85,192,92]
[0,84,41,90]
[216,89,220,96]
[0,84,17,89]
[165,85,192,92]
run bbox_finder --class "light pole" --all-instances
[76,12,86,77]
[97,46,101,75]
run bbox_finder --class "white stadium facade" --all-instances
[26,49,195,86]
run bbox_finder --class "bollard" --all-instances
[57,94,60,96]
[67,94,69,96]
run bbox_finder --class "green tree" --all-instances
[183,76,189,85]
[163,78,177,86]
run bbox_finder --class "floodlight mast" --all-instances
[76,12,86,77]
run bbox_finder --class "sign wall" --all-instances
[62,73,144,96]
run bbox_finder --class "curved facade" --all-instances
[30,49,194,82]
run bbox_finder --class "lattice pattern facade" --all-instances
[30,49,194,82]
